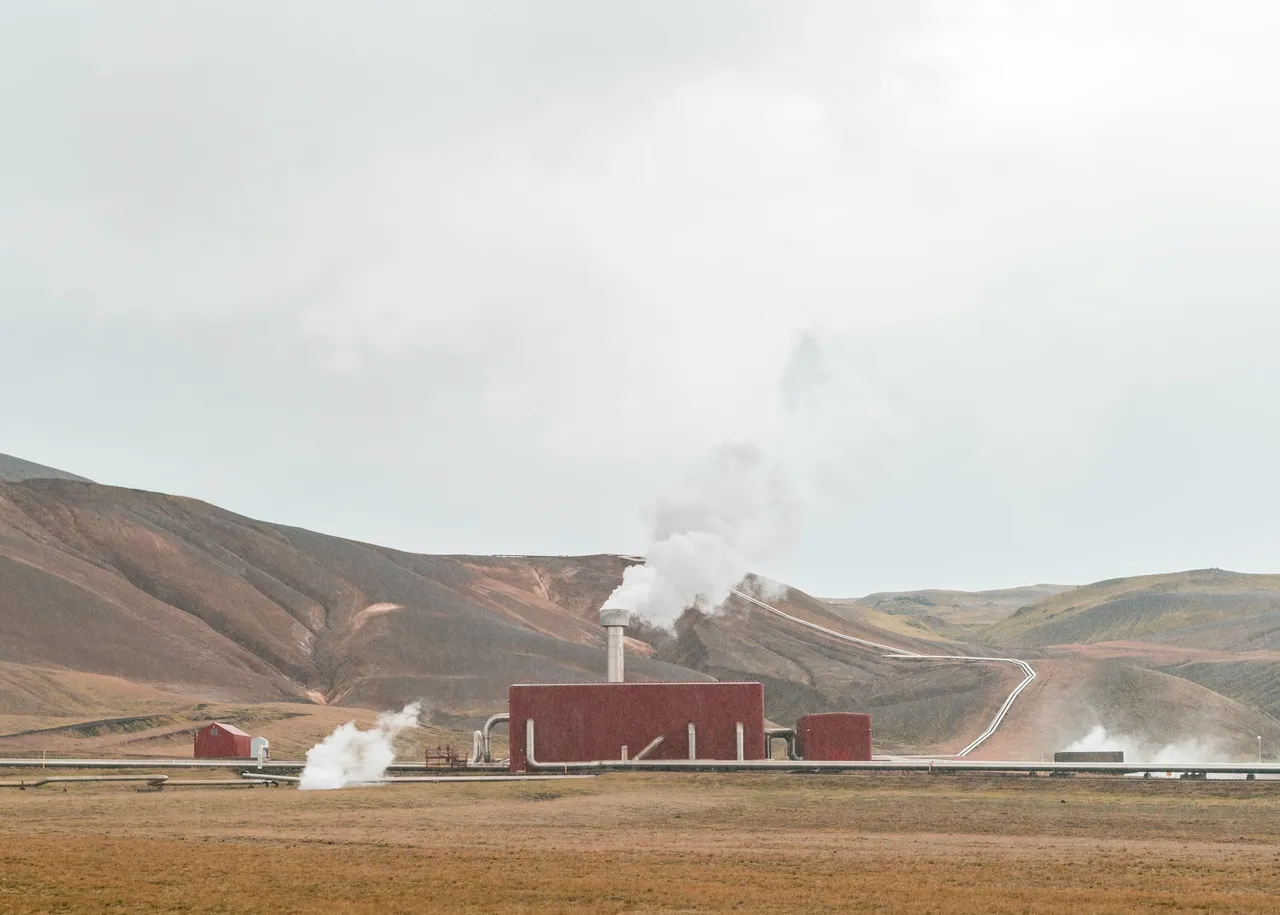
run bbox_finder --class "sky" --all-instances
[3,1,1280,597]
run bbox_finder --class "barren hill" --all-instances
[0,453,92,484]
[829,584,1071,635]
[0,475,1000,753]
[984,569,1280,651]
[3,469,1280,761]
[0,478,697,717]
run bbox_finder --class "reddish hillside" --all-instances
[0,479,696,714]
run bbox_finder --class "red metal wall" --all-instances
[193,723,252,759]
[798,713,872,761]
[509,682,765,772]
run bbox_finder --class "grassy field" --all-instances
[2,772,1279,913]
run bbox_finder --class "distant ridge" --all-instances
[983,568,1280,650]
[0,453,92,484]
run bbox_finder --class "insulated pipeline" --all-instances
[728,589,1036,757]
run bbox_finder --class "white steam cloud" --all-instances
[1064,725,1226,767]
[298,702,422,790]
[602,444,794,627]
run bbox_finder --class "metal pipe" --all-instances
[601,608,629,682]
[736,722,745,761]
[764,727,801,761]
[891,656,1037,756]
[728,588,1038,757]
[0,774,169,789]
[729,588,921,657]
[518,720,1280,775]
[687,722,696,760]
[520,756,1280,775]
[632,735,665,761]
[482,713,510,763]
[238,771,594,784]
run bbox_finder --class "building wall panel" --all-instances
[509,682,765,772]
[798,712,872,761]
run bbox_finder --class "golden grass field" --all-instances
[2,772,1279,913]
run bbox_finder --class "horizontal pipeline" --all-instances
[524,756,1280,776]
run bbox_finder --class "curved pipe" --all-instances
[482,713,510,763]
[729,588,1036,757]
[730,589,920,657]
[764,727,801,760]
[890,656,1036,756]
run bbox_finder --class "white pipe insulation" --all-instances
[727,588,1036,757]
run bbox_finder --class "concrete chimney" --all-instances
[600,608,629,682]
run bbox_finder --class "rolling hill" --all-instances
[984,569,1280,651]
[0,453,92,484]
[828,584,1071,636]
[3,461,1280,761]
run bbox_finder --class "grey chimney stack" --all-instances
[600,608,629,682]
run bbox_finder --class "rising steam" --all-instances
[1064,725,1226,766]
[298,701,422,790]
[602,444,793,628]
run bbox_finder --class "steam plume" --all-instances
[1064,725,1226,767]
[299,701,422,790]
[602,444,793,627]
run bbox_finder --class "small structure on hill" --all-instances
[1054,750,1124,763]
[194,722,253,759]
[250,736,270,763]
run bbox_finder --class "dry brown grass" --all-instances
[2,773,1279,913]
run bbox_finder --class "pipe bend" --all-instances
[482,713,510,763]
[764,727,801,761]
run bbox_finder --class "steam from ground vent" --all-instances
[1064,725,1225,767]
[299,702,422,790]
[602,445,794,628]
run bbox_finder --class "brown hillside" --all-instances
[0,479,698,718]
[832,584,1071,634]
[5,475,1280,761]
[983,569,1280,650]
[0,453,92,484]
[657,586,1018,754]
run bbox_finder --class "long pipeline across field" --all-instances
[3,757,1280,777]
[728,588,1036,757]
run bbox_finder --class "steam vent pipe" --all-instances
[601,608,629,682]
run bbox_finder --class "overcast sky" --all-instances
[4,1,1280,596]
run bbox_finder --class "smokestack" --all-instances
[600,608,629,682]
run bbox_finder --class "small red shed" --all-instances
[194,721,253,759]
[798,712,872,761]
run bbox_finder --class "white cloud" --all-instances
[5,1,1280,594]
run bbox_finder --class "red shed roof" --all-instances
[204,721,250,737]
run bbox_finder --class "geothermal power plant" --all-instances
[496,609,873,772]
[6,589,1280,783]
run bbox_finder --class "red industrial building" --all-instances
[798,713,872,761]
[501,609,873,772]
[194,721,252,759]
[509,681,765,771]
